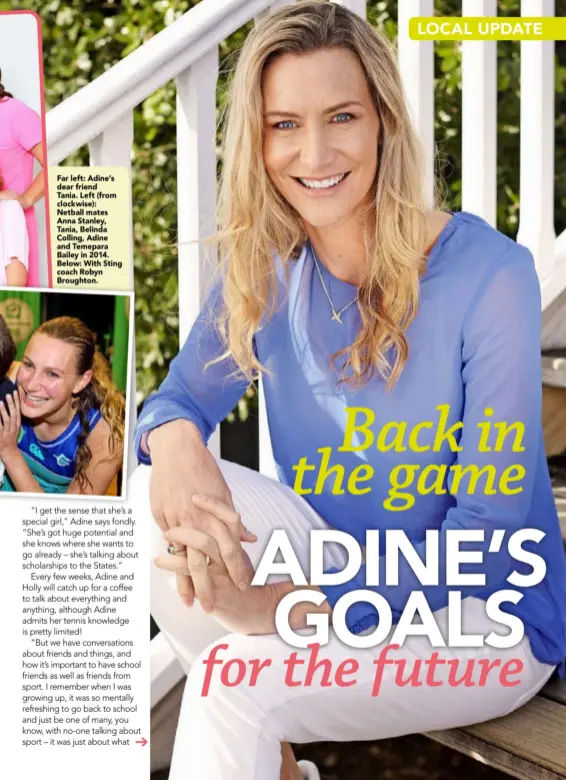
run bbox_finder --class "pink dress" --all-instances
[0,97,43,287]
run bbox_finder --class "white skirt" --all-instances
[0,199,29,285]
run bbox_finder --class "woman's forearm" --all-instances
[146,418,205,457]
[21,169,44,209]
[2,447,44,492]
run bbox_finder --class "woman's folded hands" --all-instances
[147,419,257,610]
[154,493,280,635]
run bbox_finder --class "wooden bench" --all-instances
[427,486,566,779]
[427,676,566,780]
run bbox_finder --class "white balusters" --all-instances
[88,109,134,289]
[89,110,134,169]
[332,0,367,18]
[88,113,135,291]
[256,377,276,478]
[68,0,566,714]
[47,0,279,164]
[542,230,566,309]
[69,0,566,487]
[88,112,136,476]
[517,0,556,280]
[176,52,220,456]
[88,110,134,291]
[555,230,566,270]
[461,0,497,225]
[397,0,435,207]
[175,52,219,341]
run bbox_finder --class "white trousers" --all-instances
[133,460,555,780]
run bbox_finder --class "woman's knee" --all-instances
[185,632,288,724]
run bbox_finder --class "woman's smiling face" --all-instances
[16,333,90,419]
[262,47,380,230]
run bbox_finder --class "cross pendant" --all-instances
[331,311,343,324]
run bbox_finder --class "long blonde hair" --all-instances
[36,317,125,492]
[214,0,429,387]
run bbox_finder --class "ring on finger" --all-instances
[167,542,186,555]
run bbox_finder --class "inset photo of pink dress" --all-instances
[0,96,43,286]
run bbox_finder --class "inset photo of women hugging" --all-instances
[0,12,48,289]
[0,287,131,497]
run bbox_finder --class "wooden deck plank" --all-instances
[542,677,566,706]
[426,728,565,780]
[464,698,566,775]
[151,678,185,773]
[428,697,566,779]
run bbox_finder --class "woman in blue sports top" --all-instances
[131,4,566,780]
[0,316,124,495]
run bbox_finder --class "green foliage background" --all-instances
[3,0,566,408]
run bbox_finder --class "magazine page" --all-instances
[0,8,148,778]
[1,3,565,780]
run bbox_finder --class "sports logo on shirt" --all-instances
[29,443,44,461]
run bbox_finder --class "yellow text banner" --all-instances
[409,17,566,41]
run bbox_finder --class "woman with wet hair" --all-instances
[133,3,566,779]
[0,316,125,494]
[0,69,45,287]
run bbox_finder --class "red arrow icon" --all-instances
[135,737,148,747]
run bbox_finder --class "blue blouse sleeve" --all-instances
[134,282,250,463]
[321,244,544,632]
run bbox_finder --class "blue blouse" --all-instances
[136,211,566,671]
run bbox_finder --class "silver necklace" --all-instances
[311,244,358,324]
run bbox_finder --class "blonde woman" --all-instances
[133,3,566,779]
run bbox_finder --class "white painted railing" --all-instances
[461,0,497,224]
[398,0,435,205]
[518,0,556,289]
[46,0,566,316]
[45,0,566,707]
